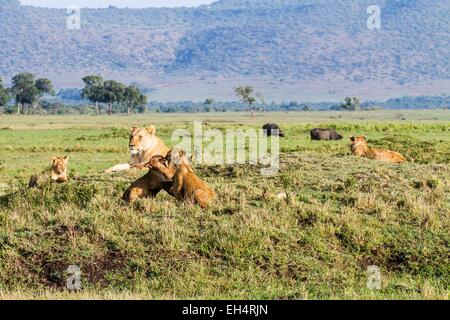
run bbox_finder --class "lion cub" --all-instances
[151,149,215,208]
[29,156,69,188]
[350,136,406,163]
[145,150,180,181]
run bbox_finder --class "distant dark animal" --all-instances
[310,128,343,141]
[263,123,285,137]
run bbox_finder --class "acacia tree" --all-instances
[0,78,10,109]
[204,98,215,112]
[81,75,104,115]
[235,86,257,117]
[204,98,214,105]
[32,78,55,113]
[102,80,126,116]
[11,73,35,114]
[341,97,361,111]
[123,85,147,115]
[10,73,54,114]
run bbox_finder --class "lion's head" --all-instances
[129,126,158,155]
[349,136,369,156]
[167,148,194,168]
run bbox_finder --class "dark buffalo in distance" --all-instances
[263,123,285,137]
[310,128,343,140]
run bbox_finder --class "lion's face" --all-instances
[51,156,69,175]
[350,136,368,155]
[129,126,157,155]
[168,149,192,167]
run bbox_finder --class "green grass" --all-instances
[0,111,449,300]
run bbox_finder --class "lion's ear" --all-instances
[51,156,57,162]
[361,136,367,141]
[350,136,355,142]
[146,126,156,135]
[131,126,138,132]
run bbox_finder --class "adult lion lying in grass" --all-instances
[350,136,407,163]
[105,126,169,173]
[29,156,69,188]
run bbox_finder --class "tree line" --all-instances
[0,74,375,116]
[0,76,265,116]
[4,73,445,115]
[0,73,147,116]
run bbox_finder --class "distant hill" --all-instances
[0,0,449,101]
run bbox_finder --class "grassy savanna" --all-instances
[0,110,449,300]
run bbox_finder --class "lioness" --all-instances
[350,136,406,163]
[169,151,216,209]
[121,149,184,203]
[105,126,169,173]
[29,156,69,188]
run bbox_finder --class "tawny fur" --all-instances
[105,126,169,173]
[145,150,180,180]
[169,152,216,209]
[122,149,184,203]
[29,156,69,188]
[350,136,406,163]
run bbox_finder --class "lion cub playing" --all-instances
[29,156,69,188]
[122,149,183,203]
[145,151,178,181]
[150,149,215,208]
[350,136,406,163]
